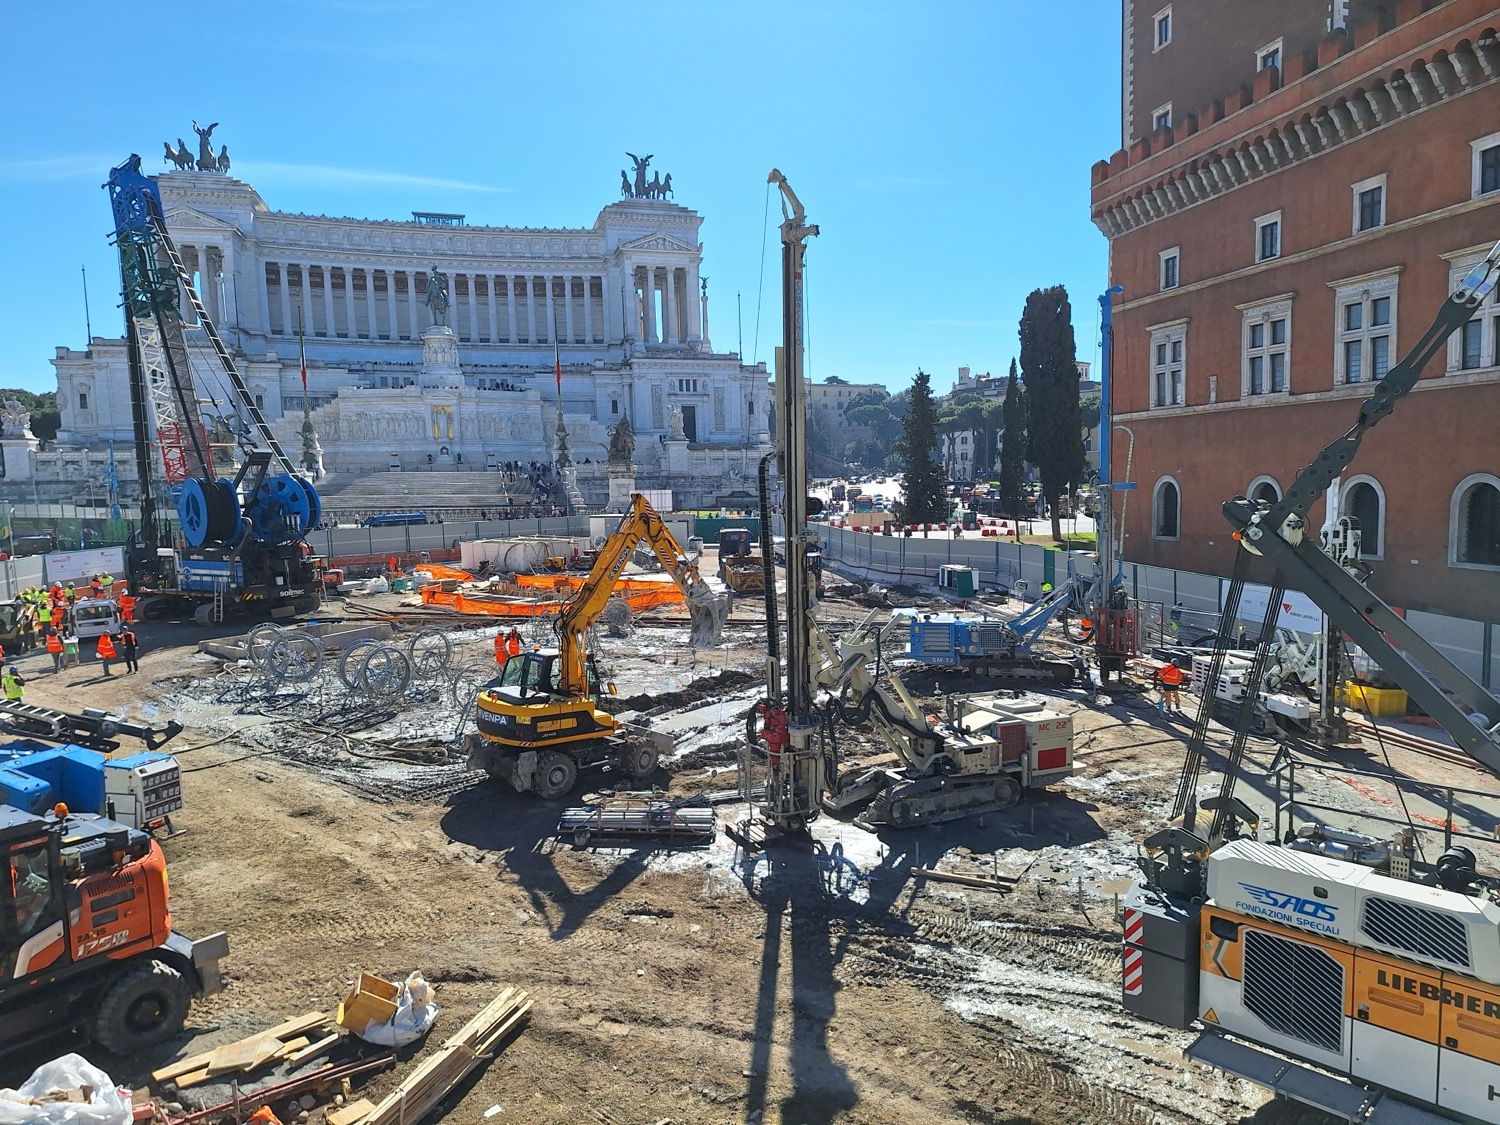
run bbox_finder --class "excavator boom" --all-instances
[556,493,726,694]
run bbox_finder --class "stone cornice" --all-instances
[1091,12,1500,240]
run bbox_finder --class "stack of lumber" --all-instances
[362,987,531,1125]
[151,1011,339,1089]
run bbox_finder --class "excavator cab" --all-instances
[0,817,63,984]
[496,650,565,701]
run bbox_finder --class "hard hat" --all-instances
[7,666,16,674]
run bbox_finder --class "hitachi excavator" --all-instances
[470,494,727,798]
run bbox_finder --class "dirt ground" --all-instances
[3,580,1493,1125]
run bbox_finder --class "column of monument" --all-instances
[664,266,677,345]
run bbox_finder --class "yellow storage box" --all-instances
[337,972,399,1031]
[1343,683,1409,718]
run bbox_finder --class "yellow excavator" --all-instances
[469,494,728,798]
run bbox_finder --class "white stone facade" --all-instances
[45,170,770,507]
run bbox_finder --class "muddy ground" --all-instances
[3,580,1493,1125]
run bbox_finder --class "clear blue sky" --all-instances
[0,0,1119,397]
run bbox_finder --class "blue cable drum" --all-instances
[250,475,317,540]
[293,476,322,533]
[177,478,211,547]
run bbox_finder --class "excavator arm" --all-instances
[555,494,726,695]
[809,618,949,775]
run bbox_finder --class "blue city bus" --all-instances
[364,512,429,527]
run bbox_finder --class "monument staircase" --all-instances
[314,471,555,517]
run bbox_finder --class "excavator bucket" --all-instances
[686,583,729,648]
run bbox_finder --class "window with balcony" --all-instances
[1444,250,1500,374]
[1242,299,1290,396]
[1352,174,1386,233]
[1334,276,1397,385]
[1149,323,1186,408]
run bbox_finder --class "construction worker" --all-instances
[494,632,508,667]
[506,627,522,660]
[88,576,103,599]
[95,632,117,677]
[119,626,139,674]
[65,582,76,606]
[45,630,62,673]
[1156,661,1186,715]
[118,589,137,624]
[48,603,63,634]
[2,665,25,701]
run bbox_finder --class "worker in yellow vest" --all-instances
[2,665,26,700]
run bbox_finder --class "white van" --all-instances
[70,598,122,640]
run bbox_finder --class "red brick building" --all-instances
[1094,0,1500,622]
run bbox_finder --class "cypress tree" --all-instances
[999,359,1028,517]
[895,369,948,525]
[1019,286,1084,540]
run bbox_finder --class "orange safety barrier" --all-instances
[420,577,685,617]
[414,563,475,582]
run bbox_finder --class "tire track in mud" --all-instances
[829,910,1263,1125]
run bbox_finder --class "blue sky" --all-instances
[0,0,1119,397]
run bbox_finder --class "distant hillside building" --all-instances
[941,364,1099,480]
[1094,0,1500,620]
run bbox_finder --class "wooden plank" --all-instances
[327,1098,376,1125]
[910,867,1014,892]
[286,1031,342,1067]
[274,1035,311,1059]
[152,1011,330,1083]
[205,1034,283,1077]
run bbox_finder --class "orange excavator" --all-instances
[0,803,227,1055]
[470,494,727,798]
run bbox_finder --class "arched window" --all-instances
[1249,477,1281,505]
[1153,477,1180,540]
[1451,474,1500,569]
[1341,476,1383,558]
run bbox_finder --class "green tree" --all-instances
[895,369,947,525]
[1020,286,1085,539]
[999,359,1028,517]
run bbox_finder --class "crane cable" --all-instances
[752,179,771,365]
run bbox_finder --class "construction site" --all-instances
[6,53,1500,1124]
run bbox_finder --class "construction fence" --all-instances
[815,524,1499,692]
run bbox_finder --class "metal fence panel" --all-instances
[1405,609,1488,688]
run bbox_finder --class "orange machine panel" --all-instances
[1353,957,1443,1044]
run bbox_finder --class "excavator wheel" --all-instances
[532,751,578,800]
[92,958,191,1056]
[621,743,659,779]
